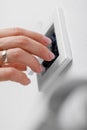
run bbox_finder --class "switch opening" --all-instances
[42,24,59,75]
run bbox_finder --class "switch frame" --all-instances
[37,8,72,91]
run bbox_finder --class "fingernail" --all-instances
[42,66,46,72]
[38,65,45,73]
[23,79,31,86]
[48,52,55,60]
[27,78,31,83]
[43,36,52,44]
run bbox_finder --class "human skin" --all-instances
[0,27,55,85]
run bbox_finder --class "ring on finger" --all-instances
[2,50,8,63]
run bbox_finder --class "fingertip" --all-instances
[32,64,43,74]
[43,36,52,45]
[22,77,31,86]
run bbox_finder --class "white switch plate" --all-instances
[37,8,72,91]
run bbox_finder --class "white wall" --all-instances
[0,0,87,130]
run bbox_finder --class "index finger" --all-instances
[0,27,52,46]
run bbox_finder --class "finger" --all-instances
[0,67,30,85]
[7,48,43,73]
[0,27,51,46]
[0,36,55,61]
[2,63,27,71]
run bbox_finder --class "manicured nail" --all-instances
[27,78,31,83]
[23,78,31,85]
[42,66,46,72]
[43,36,52,44]
[49,52,55,60]
[38,65,46,73]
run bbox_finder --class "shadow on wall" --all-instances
[36,79,87,130]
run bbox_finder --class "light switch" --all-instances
[42,24,59,75]
[37,8,72,91]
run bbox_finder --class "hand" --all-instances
[0,27,54,85]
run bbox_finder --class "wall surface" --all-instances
[0,0,87,130]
